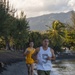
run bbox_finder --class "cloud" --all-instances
[68,0,75,11]
[9,0,73,17]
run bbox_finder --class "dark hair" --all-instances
[42,37,49,41]
[28,40,34,44]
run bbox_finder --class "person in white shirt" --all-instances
[32,38,55,75]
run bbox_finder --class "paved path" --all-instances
[0,61,28,75]
[0,61,59,75]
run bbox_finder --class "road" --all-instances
[0,61,28,75]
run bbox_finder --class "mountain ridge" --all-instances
[27,11,73,32]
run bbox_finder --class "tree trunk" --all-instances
[5,37,10,50]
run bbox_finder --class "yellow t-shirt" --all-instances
[26,47,35,64]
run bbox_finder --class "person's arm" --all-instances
[23,49,30,56]
[47,48,56,60]
[51,48,56,60]
[32,48,40,62]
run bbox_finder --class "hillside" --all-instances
[27,11,72,32]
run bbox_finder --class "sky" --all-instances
[9,0,75,18]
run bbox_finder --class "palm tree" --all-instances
[64,11,75,50]
[47,20,65,52]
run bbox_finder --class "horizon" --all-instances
[27,10,74,19]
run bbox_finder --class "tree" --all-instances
[71,11,75,29]
[64,11,75,50]
[0,0,29,50]
[0,0,11,50]
[12,12,29,50]
[47,20,65,52]
[29,31,42,48]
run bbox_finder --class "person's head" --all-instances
[42,38,49,47]
[29,41,34,47]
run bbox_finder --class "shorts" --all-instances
[37,70,50,75]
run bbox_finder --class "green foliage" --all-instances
[0,0,29,50]
[13,14,29,49]
[29,32,42,48]
[0,0,75,52]
[64,26,75,50]
[63,11,75,50]
[47,20,65,52]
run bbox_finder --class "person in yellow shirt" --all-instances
[24,41,35,75]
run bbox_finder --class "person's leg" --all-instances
[26,64,31,75]
[31,64,34,75]
[37,70,45,75]
[44,71,50,75]
[37,70,50,75]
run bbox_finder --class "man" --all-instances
[32,38,55,75]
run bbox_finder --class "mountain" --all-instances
[27,11,72,32]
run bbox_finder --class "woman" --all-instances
[24,41,35,75]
